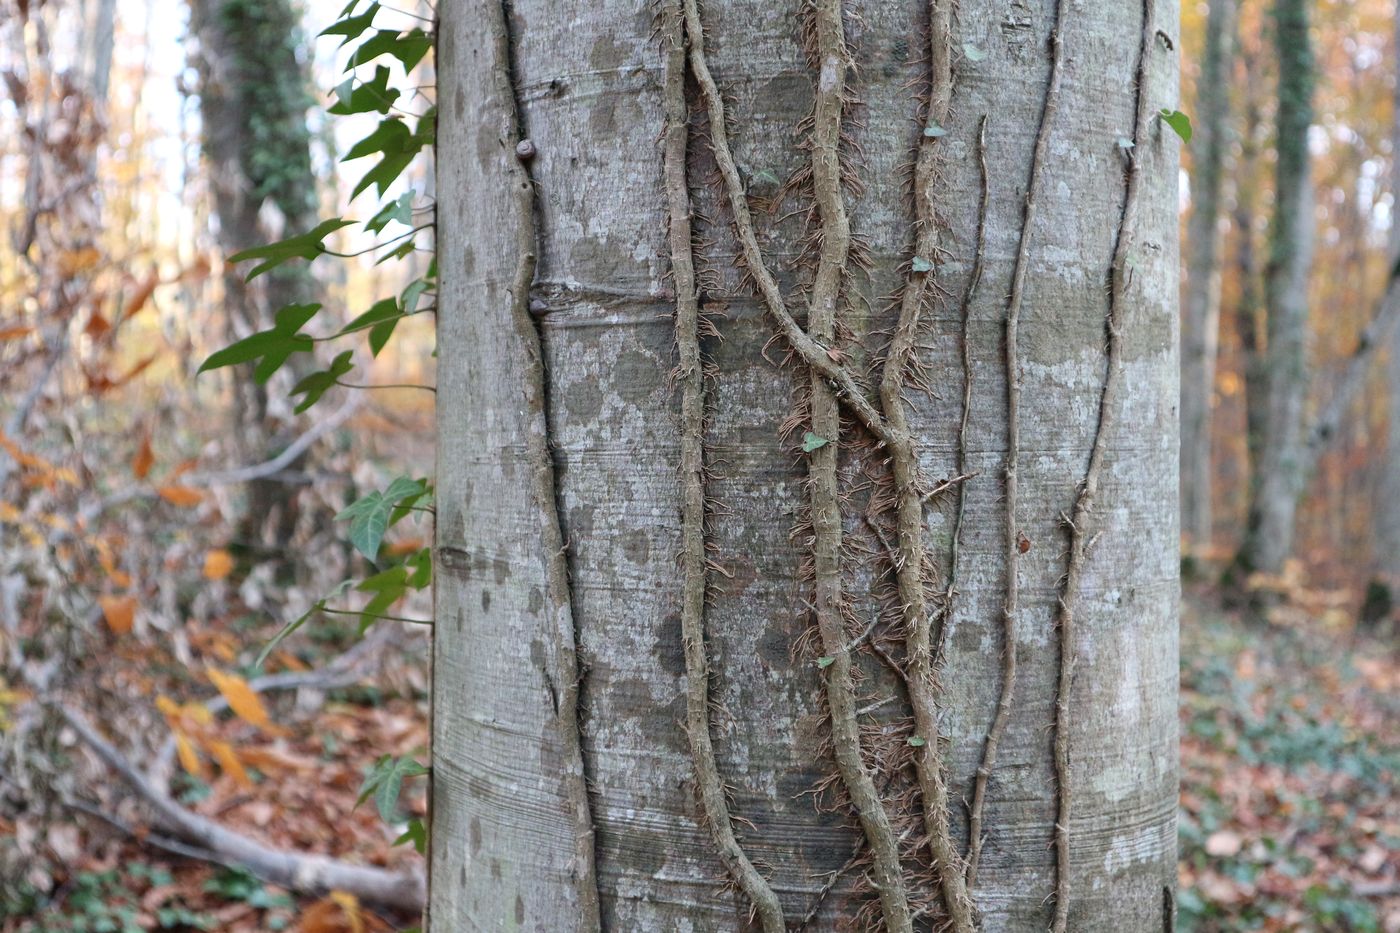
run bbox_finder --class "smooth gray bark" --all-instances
[433,1,1180,929]
[1236,0,1315,578]
[1180,0,1235,554]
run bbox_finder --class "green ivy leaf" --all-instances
[1158,108,1193,144]
[198,303,320,382]
[923,122,948,138]
[348,28,432,72]
[356,754,429,824]
[816,656,835,669]
[393,818,428,854]
[907,735,927,747]
[255,579,356,668]
[911,256,934,273]
[802,432,829,453]
[357,564,409,631]
[328,66,401,116]
[337,476,429,560]
[337,297,404,355]
[366,191,416,233]
[228,219,353,280]
[289,350,354,414]
[321,1,380,47]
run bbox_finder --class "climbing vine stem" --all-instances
[663,4,787,929]
[487,0,602,924]
[873,2,976,927]
[1050,1,1155,928]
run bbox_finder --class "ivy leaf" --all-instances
[321,1,379,47]
[393,818,428,854]
[375,240,418,265]
[343,117,429,200]
[348,28,432,72]
[289,350,354,414]
[907,735,927,747]
[962,43,987,62]
[338,476,429,560]
[401,277,430,315]
[198,303,319,382]
[816,656,835,669]
[328,66,401,116]
[366,191,416,233]
[357,564,409,631]
[1117,136,1136,150]
[802,432,829,453]
[337,297,403,355]
[228,219,353,281]
[356,754,429,824]
[923,122,948,138]
[255,579,355,668]
[911,256,934,274]
[1158,108,1193,144]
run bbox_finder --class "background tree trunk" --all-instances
[1378,9,1400,590]
[1235,0,1315,579]
[188,0,321,550]
[1181,0,1236,558]
[432,0,1180,929]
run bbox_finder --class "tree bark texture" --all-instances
[188,0,321,546]
[1236,0,1314,578]
[433,1,1180,929]
[1180,0,1235,554]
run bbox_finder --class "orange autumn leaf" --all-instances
[131,435,154,479]
[207,667,277,733]
[173,730,207,780]
[202,549,234,580]
[121,272,160,319]
[0,326,32,341]
[157,486,203,507]
[98,595,136,635]
[208,740,253,788]
[83,312,111,340]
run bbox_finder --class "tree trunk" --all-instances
[1378,9,1400,588]
[188,0,321,549]
[1235,0,1314,579]
[1180,0,1235,557]
[432,1,1180,930]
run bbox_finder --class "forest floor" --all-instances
[0,588,1396,932]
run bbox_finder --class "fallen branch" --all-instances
[59,706,425,912]
[79,396,361,523]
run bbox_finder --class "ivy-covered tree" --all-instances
[430,0,1181,930]
[188,0,323,548]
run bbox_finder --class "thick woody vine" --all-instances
[202,0,1180,927]
[660,0,1174,929]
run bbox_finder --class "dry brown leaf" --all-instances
[157,485,203,507]
[132,434,155,479]
[203,548,235,580]
[98,594,136,635]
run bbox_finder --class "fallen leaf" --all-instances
[157,485,203,507]
[131,434,155,479]
[207,667,274,732]
[1205,829,1243,858]
[203,549,235,580]
[98,595,136,635]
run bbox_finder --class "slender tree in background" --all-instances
[432,0,1180,929]
[1181,0,1237,558]
[1377,9,1400,590]
[1236,0,1315,579]
[188,0,321,548]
